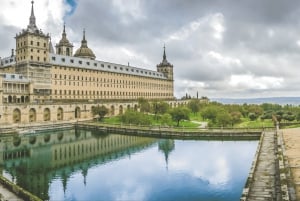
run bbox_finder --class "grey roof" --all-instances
[0,56,16,67]
[1,73,30,83]
[49,53,167,79]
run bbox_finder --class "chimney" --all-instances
[11,49,14,57]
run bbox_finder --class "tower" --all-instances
[14,1,51,102]
[157,45,173,80]
[55,24,73,56]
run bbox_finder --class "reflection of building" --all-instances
[0,129,156,200]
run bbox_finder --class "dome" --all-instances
[74,30,96,60]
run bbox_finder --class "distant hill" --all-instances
[211,97,300,105]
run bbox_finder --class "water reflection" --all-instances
[0,129,258,201]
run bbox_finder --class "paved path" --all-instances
[282,128,300,200]
[247,131,280,200]
[0,183,23,201]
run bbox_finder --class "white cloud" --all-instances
[207,51,242,67]
[229,74,284,90]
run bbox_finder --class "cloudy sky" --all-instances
[1,0,300,99]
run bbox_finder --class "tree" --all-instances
[187,99,200,115]
[161,113,172,126]
[120,110,151,125]
[230,111,242,126]
[216,110,232,127]
[248,112,258,121]
[152,101,169,120]
[201,105,219,123]
[138,97,151,113]
[92,105,108,121]
[170,107,190,127]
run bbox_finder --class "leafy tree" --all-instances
[248,112,258,121]
[282,114,296,122]
[201,105,219,123]
[120,110,151,125]
[187,99,200,115]
[297,112,300,121]
[230,111,242,126]
[216,110,232,127]
[92,105,108,121]
[161,113,172,126]
[170,107,190,127]
[138,97,151,113]
[152,101,169,119]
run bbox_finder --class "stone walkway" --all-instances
[282,128,300,200]
[247,131,280,200]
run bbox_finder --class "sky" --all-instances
[1,0,300,99]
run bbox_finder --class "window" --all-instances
[101,64,104,67]
[70,59,74,63]
[87,62,90,65]
[61,58,65,62]
[52,57,56,61]
[79,60,82,64]
[37,42,40,46]
[94,63,97,67]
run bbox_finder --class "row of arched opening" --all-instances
[7,95,30,103]
[11,102,179,123]
[13,107,67,123]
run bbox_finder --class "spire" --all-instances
[158,44,172,66]
[163,44,167,61]
[49,37,54,53]
[81,29,88,47]
[27,1,38,33]
[62,23,67,40]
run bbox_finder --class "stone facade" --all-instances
[0,1,182,125]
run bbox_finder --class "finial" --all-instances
[83,29,86,40]
[63,23,66,33]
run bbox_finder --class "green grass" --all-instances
[236,118,274,128]
[100,114,277,129]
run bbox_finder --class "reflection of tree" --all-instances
[158,139,175,170]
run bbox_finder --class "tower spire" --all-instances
[163,44,167,61]
[27,1,38,32]
[62,23,67,39]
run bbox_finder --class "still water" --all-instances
[0,129,258,201]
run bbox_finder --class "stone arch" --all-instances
[127,105,130,110]
[13,108,21,123]
[134,104,138,111]
[57,107,63,121]
[29,136,36,145]
[13,136,21,147]
[57,132,64,141]
[119,105,123,115]
[44,108,51,121]
[29,108,36,122]
[110,105,115,116]
[44,134,51,143]
[75,107,81,118]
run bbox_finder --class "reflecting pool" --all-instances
[0,129,258,201]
